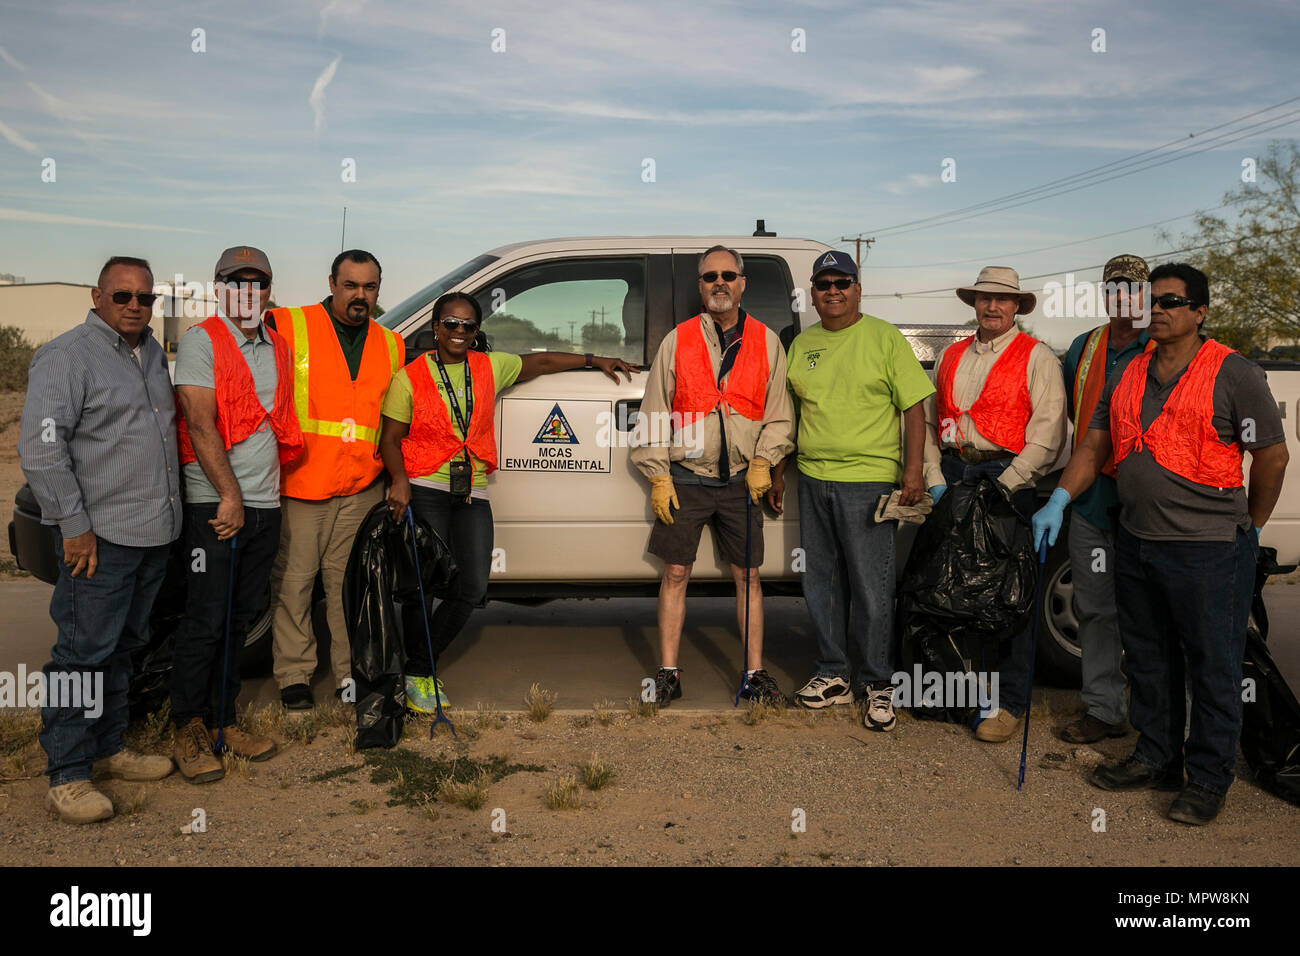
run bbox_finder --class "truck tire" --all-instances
[1035,520,1083,688]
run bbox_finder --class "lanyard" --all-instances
[432,352,473,460]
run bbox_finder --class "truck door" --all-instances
[457,253,673,582]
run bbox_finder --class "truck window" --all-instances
[471,257,647,365]
[671,253,795,339]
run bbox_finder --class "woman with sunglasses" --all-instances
[378,291,636,712]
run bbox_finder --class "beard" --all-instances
[707,290,734,312]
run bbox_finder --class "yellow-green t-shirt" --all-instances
[786,314,935,483]
[381,352,522,489]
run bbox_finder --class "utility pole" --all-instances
[341,207,347,252]
[569,320,576,346]
[839,234,875,273]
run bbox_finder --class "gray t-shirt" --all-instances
[1089,343,1283,541]
[174,314,282,507]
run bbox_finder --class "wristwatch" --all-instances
[584,353,594,369]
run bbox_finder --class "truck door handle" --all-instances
[615,400,641,433]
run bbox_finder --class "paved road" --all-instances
[3,578,1298,713]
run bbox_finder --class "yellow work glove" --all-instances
[745,457,772,505]
[649,474,679,525]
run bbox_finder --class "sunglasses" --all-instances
[699,271,742,283]
[813,278,855,292]
[109,291,159,307]
[1150,293,1199,311]
[439,318,480,332]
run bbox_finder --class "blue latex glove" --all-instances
[929,485,946,504]
[1032,487,1071,548]
[1254,526,1263,541]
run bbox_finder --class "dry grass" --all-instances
[625,697,658,719]
[579,752,615,791]
[543,773,582,810]
[349,798,378,815]
[0,709,42,776]
[126,701,174,754]
[438,768,491,810]
[592,699,616,726]
[740,700,776,726]
[220,751,252,777]
[472,704,505,731]
[117,787,148,816]
[524,683,557,723]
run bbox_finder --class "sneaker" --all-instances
[92,749,174,781]
[651,667,682,707]
[210,725,276,762]
[280,683,314,711]
[404,675,450,714]
[173,717,224,785]
[794,675,854,709]
[862,681,897,732]
[739,669,788,706]
[45,781,114,824]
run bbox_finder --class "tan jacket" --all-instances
[922,326,1067,492]
[631,313,795,480]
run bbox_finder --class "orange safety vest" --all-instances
[1072,326,1156,478]
[671,313,769,423]
[935,331,1038,454]
[268,303,404,500]
[177,315,304,466]
[1110,339,1244,488]
[400,351,499,478]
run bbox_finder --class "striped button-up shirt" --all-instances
[19,310,181,547]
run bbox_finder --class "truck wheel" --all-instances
[1035,521,1083,688]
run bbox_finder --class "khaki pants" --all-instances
[271,483,383,690]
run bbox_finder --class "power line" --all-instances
[861,226,1298,298]
[864,95,1300,237]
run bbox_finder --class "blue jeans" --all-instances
[40,537,171,786]
[797,474,897,688]
[402,486,494,677]
[1115,526,1256,795]
[170,504,282,729]
[939,454,1036,717]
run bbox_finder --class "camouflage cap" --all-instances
[1102,254,1149,284]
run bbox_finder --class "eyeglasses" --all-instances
[439,318,480,332]
[699,271,742,283]
[109,291,159,307]
[1150,293,1199,311]
[813,278,855,292]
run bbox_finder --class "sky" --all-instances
[0,0,1297,349]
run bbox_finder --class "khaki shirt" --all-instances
[631,313,796,480]
[922,326,1067,492]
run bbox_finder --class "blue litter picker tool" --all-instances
[1018,531,1050,791]
[405,507,456,739]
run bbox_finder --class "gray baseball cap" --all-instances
[214,245,272,282]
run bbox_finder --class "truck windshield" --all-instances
[378,254,499,330]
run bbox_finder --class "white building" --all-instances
[0,280,215,352]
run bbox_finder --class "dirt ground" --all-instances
[1,692,1297,867]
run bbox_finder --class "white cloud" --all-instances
[0,207,208,232]
[309,55,341,135]
[318,0,368,38]
[0,116,37,153]
[0,43,26,72]
[26,81,86,122]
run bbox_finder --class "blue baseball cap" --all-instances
[811,250,858,280]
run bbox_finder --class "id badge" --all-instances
[449,458,472,498]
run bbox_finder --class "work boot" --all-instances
[45,781,114,824]
[974,708,1023,742]
[1167,784,1226,826]
[210,725,276,762]
[1088,756,1182,792]
[173,717,224,784]
[280,683,314,712]
[1059,713,1129,744]
[93,749,174,781]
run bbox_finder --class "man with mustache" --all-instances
[631,245,796,707]
[265,250,404,712]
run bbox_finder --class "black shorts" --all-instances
[647,479,764,568]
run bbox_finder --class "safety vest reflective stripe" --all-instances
[284,305,401,445]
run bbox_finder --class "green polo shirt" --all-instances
[786,314,935,483]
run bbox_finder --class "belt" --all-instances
[942,445,1013,465]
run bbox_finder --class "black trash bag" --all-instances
[1239,549,1300,807]
[897,597,1003,724]
[900,478,1037,633]
[343,503,457,749]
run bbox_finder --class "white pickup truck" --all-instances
[10,228,1300,691]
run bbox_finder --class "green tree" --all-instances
[482,313,567,353]
[1162,140,1300,353]
[0,326,36,390]
[581,321,622,350]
